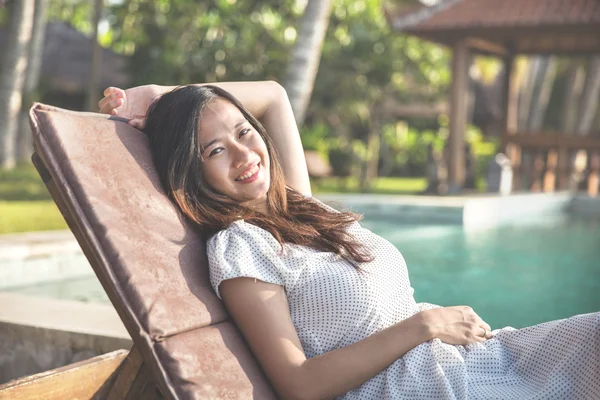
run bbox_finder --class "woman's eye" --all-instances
[209,147,223,157]
[240,128,251,137]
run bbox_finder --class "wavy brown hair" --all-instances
[143,85,372,265]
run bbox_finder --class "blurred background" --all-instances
[1,0,599,235]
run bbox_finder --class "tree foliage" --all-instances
[47,0,450,115]
[43,0,452,178]
[106,0,302,85]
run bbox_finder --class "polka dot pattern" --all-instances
[207,198,600,399]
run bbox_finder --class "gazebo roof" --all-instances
[0,21,130,92]
[387,0,600,55]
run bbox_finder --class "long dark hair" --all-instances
[143,85,372,265]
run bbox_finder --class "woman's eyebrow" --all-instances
[200,138,220,153]
[200,120,248,152]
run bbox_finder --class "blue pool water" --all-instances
[361,215,600,329]
[5,214,599,330]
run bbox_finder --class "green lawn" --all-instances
[0,164,426,234]
[0,163,52,201]
[311,176,427,195]
[0,201,67,234]
[0,164,67,234]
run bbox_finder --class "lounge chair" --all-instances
[0,103,278,399]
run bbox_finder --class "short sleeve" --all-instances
[206,221,286,299]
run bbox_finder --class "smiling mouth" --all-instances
[235,163,260,181]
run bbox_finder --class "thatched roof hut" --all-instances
[0,21,130,92]
[386,0,600,193]
[387,0,600,55]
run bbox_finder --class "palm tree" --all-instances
[0,0,35,169]
[570,56,600,191]
[527,56,557,131]
[561,61,585,134]
[86,0,103,111]
[577,57,600,136]
[17,0,49,163]
[283,0,333,125]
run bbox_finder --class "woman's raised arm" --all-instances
[99,81,311,196]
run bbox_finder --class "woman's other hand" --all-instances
[98,85,163,129]
[419,305,494,345]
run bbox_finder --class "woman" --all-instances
[99,82,600,400]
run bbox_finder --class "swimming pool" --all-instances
[361,214,600,329]
[4,213,599,330]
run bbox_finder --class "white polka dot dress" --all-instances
[207,198,600,399]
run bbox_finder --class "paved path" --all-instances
[0,230,81,262]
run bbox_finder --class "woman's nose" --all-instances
[232,142,253,168]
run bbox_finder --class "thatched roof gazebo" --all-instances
[0,21,130,93]
[387,0,600,194]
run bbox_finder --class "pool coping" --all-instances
[0,292,130,341]
[568,194,600,217]
[1,193,598,261]
[0,230,81,262]
[318,192,589,228]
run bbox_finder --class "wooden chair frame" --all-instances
[0,152,163,399]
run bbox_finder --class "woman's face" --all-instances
[198,98,271,211]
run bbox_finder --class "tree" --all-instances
[571,56,600,190]
[17,0,48,163]
[105,0,299,86]
[86,0,103,111]
[0,0,35,169]
[307,0,450,188]
[45,0,452,185]
[576,57,600,135]
[561,60,585,133]
[283,0,333,125]
[517,57,538,131]
[527,56,557,131]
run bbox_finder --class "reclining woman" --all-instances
[98,82,600,400]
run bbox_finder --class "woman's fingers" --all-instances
[99,89,121,107]
[98,88,126,113]
[98,93,125,114]
[480,319,492,334]
[469,309,492,337]
[473,335,487,343]
[98,93,113,111]
[477,324,494,340]
[103,86,124,97]
[475,316,491,333]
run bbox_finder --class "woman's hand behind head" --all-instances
[98,84,164,129]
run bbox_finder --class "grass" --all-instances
[0,164,427,234]
[0,164,67,234]
[0,163,53,201]
[0,201,67,234]
[311,176,427,195]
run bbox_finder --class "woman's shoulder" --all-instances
[208,220,255,242]
[206,196,345,251]
[207,220,279,253]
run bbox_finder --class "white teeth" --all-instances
[236,164,259,181]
